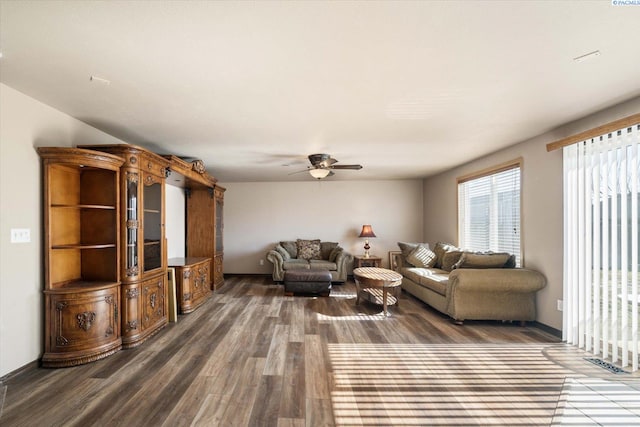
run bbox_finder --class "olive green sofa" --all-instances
[394,242,546,324]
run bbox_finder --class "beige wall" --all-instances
[0,84,127,377]
[423,95,640,331]
[165,185,186,259]
[221,180,424,274]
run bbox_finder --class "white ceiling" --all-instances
[1,1,640,182]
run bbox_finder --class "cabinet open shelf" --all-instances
[53,204,116,210]
[52,244,117,249]
[46,280,120,292]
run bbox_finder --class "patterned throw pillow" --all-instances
[406,245,437,268]
[397,242,426,259]
[296,239,321,260]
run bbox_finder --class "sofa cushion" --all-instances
[320,242,339,260]
[406,245,437,268]
[441,250,464,272]
[276,245,291,260]
[280,241,298,258]
[455,252,513,269]
[283,259,310,270]
[433,242,458,268]
[297,239,321,260]
[309,259,338,270]
[329,246,342,262]
[397,242,429,259]
[401,267,449,296]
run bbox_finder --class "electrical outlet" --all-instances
[259,259,264,266]
[557,299,563,311]
[11,228,31,243]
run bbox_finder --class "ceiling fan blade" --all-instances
[288,168,310,175]
[329,164,363,170]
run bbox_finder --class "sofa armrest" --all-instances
[266,250,285,281]
[448,268,546,295]
[334,250,354,282]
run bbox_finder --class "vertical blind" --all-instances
[563,124,639,372]
[458,164,521,266]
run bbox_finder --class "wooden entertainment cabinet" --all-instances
[39,144,225,366]
[38,147,125,367]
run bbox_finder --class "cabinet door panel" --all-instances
[141,275,166,330]
[48,288,119,352]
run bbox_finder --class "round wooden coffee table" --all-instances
[353,267,402,316]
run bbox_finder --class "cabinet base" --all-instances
[121,322,167,349]
[42,342,122,368]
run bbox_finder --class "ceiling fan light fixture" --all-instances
[309,168,330,179]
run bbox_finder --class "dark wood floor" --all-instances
[1,276,636,426]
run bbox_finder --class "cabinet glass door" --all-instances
[143,181,162,272]
[125,172,139,277]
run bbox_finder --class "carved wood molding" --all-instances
[126,172,139,183]
[77,311,96,331]
[127,320,138,331]
[192,159,206,174]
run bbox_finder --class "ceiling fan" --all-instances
[290,153,363,179]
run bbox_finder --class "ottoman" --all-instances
[284,270,332,297]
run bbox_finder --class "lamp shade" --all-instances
[358,224,376,238]
[309,168,330,179]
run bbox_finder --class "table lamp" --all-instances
[359,224,376,258]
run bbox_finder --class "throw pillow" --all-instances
[455,252,513,269]
[433,242,458,268]
[275,245,290,260]
[280,241,298,258]
[406,245,437,268]
[504,254,516,268]
[320,242,339,260]
[296,239,321,260]
[329,246,343,262]
[441,250,464,272]
[397,242,429,259]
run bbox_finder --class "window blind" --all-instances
[458,164,521,266]
[563,123,639,372]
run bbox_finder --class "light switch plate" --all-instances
[11,228,31,243]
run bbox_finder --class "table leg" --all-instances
[383,287,388,316]
[355,279,360,305]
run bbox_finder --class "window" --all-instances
[457,160,522,266]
